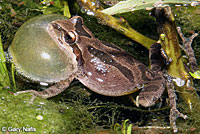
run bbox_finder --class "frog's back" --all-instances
[76,38,164,96]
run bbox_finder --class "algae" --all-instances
[0,90,96,133]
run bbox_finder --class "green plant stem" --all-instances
[85,104,169,112]
[11,63,16,91]
[63,1,71,18]
[155,6,200,111]
[77,0,156,49]
[0,34,10,88]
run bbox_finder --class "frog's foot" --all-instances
[14,78,74,103]
[14,87,66,103]
[14,90,41,104]
[14,86,67,103]
[160,47,172,65]
[170,107,187,133]
[177,26,198,72]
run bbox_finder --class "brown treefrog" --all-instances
[14,16,167,107]
[11,15,197,133]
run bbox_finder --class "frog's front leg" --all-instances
[138,43,167,107]
[177,26,198,72]
[14,74,75,103]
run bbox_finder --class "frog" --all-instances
[13,16,167,106]
[11,15,198,132]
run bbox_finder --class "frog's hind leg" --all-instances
[14,74,75,103]
[138,79,165,107]
[138,43,166,107]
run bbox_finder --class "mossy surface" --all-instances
[0,89,99,134]
[1,90,67,133]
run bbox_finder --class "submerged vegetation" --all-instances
[0,0,200,133]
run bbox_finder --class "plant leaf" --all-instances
[0,35,10,88]
[189,70,200,79]
[101,0,192,15]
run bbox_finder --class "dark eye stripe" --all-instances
[88,46,135,82]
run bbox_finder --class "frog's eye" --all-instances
[63,31,76,44]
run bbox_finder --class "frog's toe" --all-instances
[14,90,40,103]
